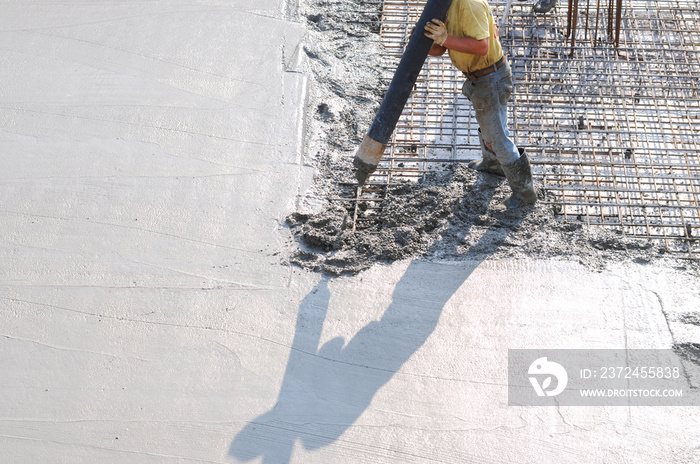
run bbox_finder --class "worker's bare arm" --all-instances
[424,19,489,56]
[429,43,447,56]
[443,35,489,56]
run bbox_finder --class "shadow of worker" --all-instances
[231,179,528,463]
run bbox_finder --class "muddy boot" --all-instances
[533,0,557,13]
[502,150,537,209]
[468,129,505,177]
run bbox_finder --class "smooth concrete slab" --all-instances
[230,260,700,463]
[1,2,699,464]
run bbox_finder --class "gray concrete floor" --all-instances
[1,2,699,463]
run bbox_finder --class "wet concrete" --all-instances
[291,0,699,277]
[287,164,687,276]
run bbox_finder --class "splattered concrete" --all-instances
[289,0,699,278]
[286,164,693,276]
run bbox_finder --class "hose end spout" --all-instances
[352,135,386,186]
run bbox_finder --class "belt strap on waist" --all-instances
[464,55,507,82]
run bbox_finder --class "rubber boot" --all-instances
[502,150,537,208]
[468,129,505,177]
[533,0,557,14]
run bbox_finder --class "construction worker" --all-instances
[424,1,537,208]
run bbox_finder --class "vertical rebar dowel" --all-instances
[567,0,574,38]
[593,0,601,46]
[351,185,361,233]
[614,0,623,46]
[585,0,591,40]
[570,0,579,57]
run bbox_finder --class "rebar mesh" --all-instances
[349,0,700,257]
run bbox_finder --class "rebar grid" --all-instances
[347,0,700,257]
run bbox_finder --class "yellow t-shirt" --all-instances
[445,0,503,74]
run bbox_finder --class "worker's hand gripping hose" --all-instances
[424,19,448,46]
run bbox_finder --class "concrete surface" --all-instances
[1,2,699,464]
